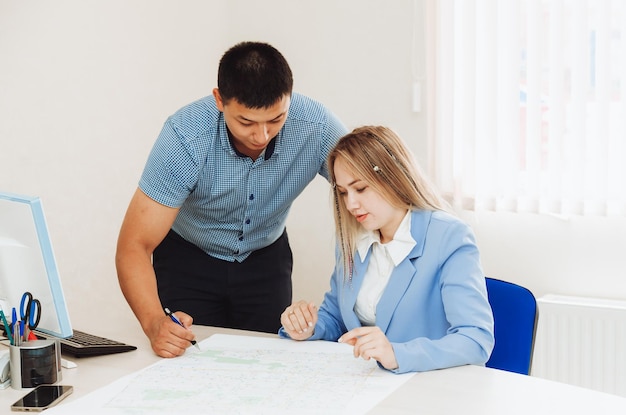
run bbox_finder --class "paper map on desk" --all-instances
[47,334,414,415]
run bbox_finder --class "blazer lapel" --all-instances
[375,210,431,332]
[375,255,417,332]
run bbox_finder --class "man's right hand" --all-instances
[146,311,197,358]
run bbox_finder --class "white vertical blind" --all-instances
[474,0,497,212]
[431,0,626,217]
[523,0,542,213]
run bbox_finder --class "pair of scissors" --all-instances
[20,291,41,340]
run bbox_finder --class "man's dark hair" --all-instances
[217,41,293,109]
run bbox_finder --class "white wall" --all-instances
[1,0,624,336]
[461,211,626,300]
[0,0,423,332]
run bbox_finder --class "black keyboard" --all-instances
[35,329,137,357]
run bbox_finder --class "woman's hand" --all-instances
[339,326,398,370]
[280,300,318,341]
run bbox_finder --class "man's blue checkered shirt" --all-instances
[139,92,347,262]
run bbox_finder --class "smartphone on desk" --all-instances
[11,385,73,412]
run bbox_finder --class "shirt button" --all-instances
[245,219,251,225]
[249,194,254,200]
[239,236,244,241]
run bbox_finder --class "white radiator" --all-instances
[531,294,626,397]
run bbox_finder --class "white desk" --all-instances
[2,325,625,414]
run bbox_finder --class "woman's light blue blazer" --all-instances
[279,209,495,374]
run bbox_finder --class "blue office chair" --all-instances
[485,277,538,375]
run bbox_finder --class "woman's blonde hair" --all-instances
[327,126,448,281]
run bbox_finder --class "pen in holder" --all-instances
[9,339,62,390]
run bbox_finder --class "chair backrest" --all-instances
[485,277,538,375]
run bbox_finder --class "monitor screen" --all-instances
[0,191,72,338]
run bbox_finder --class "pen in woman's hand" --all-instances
[164,307,201,351]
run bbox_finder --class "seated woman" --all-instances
[279,126,494,374]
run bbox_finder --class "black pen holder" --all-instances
[9,339,61,390]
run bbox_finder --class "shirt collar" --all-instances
[356,210,416,266]
[226,127,277,160]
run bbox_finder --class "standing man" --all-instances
[116,41,347,357]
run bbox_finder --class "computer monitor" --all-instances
[0,191,73,338]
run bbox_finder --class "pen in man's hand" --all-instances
[164,307,201,351]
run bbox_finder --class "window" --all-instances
[429,0,625,216]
